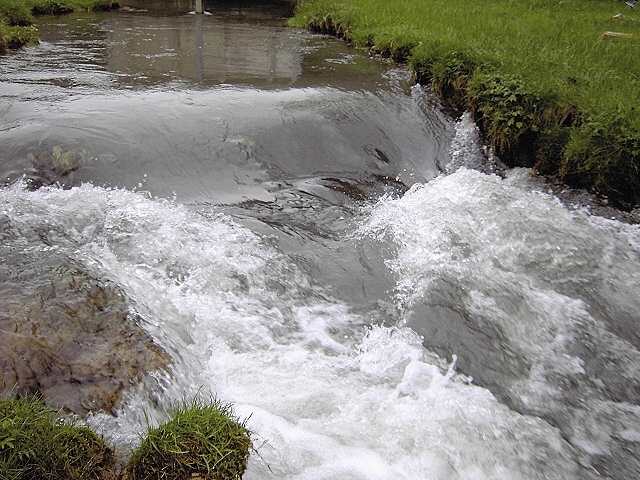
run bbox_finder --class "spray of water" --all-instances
[0,178,591,479]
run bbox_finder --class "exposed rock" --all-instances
[0,215,168,415]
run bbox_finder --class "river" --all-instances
[1,2,639,479]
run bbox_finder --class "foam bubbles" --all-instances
[358,167,640,471]
[1,180,593,479]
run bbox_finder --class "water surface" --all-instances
[1,3,639,479]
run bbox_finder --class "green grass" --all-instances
[292,0,640,206]
[0,396,115,480]
[125,398,252,480]
[1,396,252,480]
[0,0,118,52]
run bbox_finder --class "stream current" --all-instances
[1,2,639,479]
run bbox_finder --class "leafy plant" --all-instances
[468,71,549,166]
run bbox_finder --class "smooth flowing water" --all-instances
[1,2,639,479]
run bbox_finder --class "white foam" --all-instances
[358,167,640,461]
[446,113,484,173]
[1,181,589,479]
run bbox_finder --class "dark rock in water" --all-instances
[26,145,82,190]
[0,216,168,415]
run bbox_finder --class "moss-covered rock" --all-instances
[0,396,115,480]
[125,399,251,480]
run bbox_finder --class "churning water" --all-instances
[1,3,639,479]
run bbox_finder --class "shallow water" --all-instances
[1,2,639,479]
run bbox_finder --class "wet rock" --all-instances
[26,145,82,190]
[0,217,168,415]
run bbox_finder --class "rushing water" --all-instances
[1,2,640,479]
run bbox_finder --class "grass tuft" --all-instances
[0,396,115,480]
[125,397,252,480]
[0,0,32,25]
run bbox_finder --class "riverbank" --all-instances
[291,0,640,208]
[0,0,118,51]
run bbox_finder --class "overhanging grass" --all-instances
[0,396,115,480]
[292,0,640,206]
[125,398,252,480]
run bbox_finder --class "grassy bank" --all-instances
[0,0,118,51]
[291,0,640,207]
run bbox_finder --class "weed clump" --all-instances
[0,396,115,480]
[125,398,251,480]
[563,115,640,206]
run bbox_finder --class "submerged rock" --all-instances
[26,145,82,190]
[0,215,168,415]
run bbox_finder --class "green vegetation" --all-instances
[292,0,640,207]
[125,398,251,480]
[0,0,118,52]
[0,396,114,480]
[0,396,251,480]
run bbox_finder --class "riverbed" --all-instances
[1,2,639,479]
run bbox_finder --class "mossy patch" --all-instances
[0,396,115,480]
[125,398,251,480]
